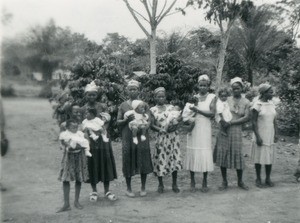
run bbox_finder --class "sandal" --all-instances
[105,192,117,201]
[89,192,98,202]
[125,191,135,198]
[140,190,147,197]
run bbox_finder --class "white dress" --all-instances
[251,100,277,164]
[185,93,215,172]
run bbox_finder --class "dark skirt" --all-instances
[87,136,117,184]
[121,125,153,177]
[58,149,89,182]
[213,124,245,170]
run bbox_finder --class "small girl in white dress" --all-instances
[59,119,92,157]
[82,108,109,142]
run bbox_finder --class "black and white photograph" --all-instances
[1,0,300,222]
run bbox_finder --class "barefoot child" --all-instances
[124,100,149,145]
[82,108,109,142]
[215,88,232,136]
[57,119,89,212]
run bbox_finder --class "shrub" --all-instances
[1,84,15,97]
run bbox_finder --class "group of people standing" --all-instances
[56,75,278,212]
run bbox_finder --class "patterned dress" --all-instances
[185,93,216,172]
[251,100,277,164]
[81,102,117,184]
[117,101,153,177]
[150,105,183,177]
[214,96,250,170]
[58,142,89,182]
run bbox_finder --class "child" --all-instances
[82,108,109,143]
[164,105,182,132]
[215,88,232,136]
[182,96,198,131]
[124,100,149,144]
[59,119,92,157]
[57,119,89,212]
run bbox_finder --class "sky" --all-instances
[1,0,279,44]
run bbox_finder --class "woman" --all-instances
[214,77,250,191]
[150,87,183,193]
[82,81,117,202]
[117,80,153,197]
[251,83,278,187]
[185,75,216,193]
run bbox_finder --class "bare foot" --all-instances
[74,202,83,210]
[56,205,71,213]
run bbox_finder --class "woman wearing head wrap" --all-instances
[150,87,183,193]
[117,80,153,197]
[214,77,250,191]
[81,81,117,202]
[251,83,278,188]
[184,74,216,193]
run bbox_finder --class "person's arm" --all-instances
[252,109,263,146]
[274,118,278,143]
[230,103,250,125]
[190,96,216,118]
[150,112,166,133]
[116,105,134,127]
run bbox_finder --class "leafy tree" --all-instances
[229,5,284,85]
[186,0,254,90]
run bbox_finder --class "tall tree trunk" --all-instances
[149,28,157,75]
[247,63,253,86]
[216,33,230,90]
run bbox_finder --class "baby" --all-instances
[124,100,149,145]
[182,96,198,131]
[82,108,109,142]
[165,105,182,132]
[216,88,232,136]
[59,119,92,157]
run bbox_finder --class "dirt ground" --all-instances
[1,98,299,223]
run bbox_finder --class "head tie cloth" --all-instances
[85,81,99,93]
[127,79,140,88]
[131,100,143,110]
[230,77,243,87]
[154,87,166,95]
[258,83,272,95]
[198,74,210,83]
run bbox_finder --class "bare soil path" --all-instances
[1,98,299,223]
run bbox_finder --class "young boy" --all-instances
[124,100,149,144]
[182,96,198,132]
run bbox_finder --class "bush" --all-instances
[137,53,206,107]
[38,83,53,98]
[1,84,15,97]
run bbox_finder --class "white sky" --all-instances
[1,0,278,43]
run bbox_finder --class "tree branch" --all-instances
[142,0,152,21]
[157,0,177,25]
[152,0,158,24]
[123,0,150,37]
[156,0,167,20]
[132,8,150,23]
